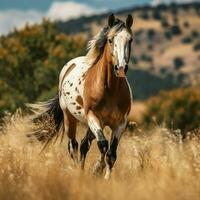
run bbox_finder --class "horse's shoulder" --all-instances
[83,68,106,111]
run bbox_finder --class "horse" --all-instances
[28,13,133,179]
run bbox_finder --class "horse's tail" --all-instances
[27,95,64,149]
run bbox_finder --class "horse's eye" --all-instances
[108,39,113,44]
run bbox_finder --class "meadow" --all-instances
[0,110,200,200]
[0,3,200,199]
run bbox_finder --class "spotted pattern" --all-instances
[59,57,91,122]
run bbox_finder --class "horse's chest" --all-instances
[95,97,130,126]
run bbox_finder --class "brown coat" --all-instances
[84,42,131,128]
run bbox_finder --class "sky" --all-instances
[0,0,199,35]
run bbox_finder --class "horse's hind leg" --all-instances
[63,110,78,162]
[87,110,108,175]
[80,128,95,169]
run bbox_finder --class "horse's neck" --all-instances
[95,43,121,94]
[85,42,131,113]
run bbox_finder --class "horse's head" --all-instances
[107,14,133,77]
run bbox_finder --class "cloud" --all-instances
[47,1,106,21]
[0,1,106,35]
[151,0,199,6]
[0,9,44,35]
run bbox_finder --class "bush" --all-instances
[195,5,200,16]
[160,67,167,75]
[172,16,178,24]
[135,39,141,45]
[134,30,143,45]
[135,29,144,37]
[147,29,156,41]
[140,53,153,62]
[170,3,178,16]
[176,73,186,83]
[171,25,182,35]
[161,19,170,28]
[183,21,190,28]
[157,4,167,11]
[193,42,200,51]
[131,56,138,64]
[152,9,162,20]
[143,87,200,132]
[181,36,192,44]
[164,31,172,40]
[191,30,199,39]
[140,11,150,20]
[147,44,154,50]
[173,57,184,70]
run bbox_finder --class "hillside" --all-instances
[0,2,200,117]
[58,2,200,98]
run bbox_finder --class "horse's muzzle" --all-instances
[115,65,128,77]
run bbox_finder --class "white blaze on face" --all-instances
[113,28,132,70]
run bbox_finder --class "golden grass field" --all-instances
[0,110,200,200]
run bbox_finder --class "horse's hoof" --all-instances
[92,160,105,176]
[104,169,111,180]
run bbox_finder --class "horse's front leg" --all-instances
[87,110,108,175]
[104,120,127,179]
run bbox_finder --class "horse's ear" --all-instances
[108,13,115,27]
[126,14,133,29]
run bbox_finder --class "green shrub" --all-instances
[161,19,170,28]
[140,53,153,62]
[173,16,178,24]
[173,57,184,70]
[193,42,200,51]
[147,44,154,50]
[135,39,141,45]
[131,56,138,64]
[164,31,172,40]
[183,21,190,28]
[181,36,192,44]
[140,11,150,19]
[171,24,182,35]
[160,67,167,75]
[147,29,156,41]
[170,3,178,16]
[152,9,162,20]
[143,87,200,132]
[191,30,199,39]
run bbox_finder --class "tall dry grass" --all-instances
[0,110,200,200]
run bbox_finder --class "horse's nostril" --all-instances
[114,65,118,71]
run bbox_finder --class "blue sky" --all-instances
[0,0,150,11]
[0,0,199,35]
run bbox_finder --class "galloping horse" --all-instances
[29,14,133,179]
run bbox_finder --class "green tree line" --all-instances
[0,20,86,117]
